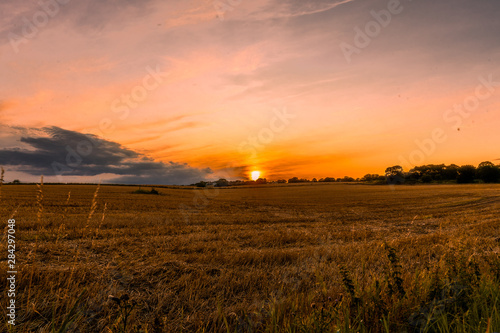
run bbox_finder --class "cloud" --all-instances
[0,126,212,185]
[243,0,356,21]
[273,0,356,18]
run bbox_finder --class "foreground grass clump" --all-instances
[0,183,499,332]
[246,243,500,332]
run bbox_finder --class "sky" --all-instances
[0,0,499,184]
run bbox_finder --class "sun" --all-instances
[251,171,261,181]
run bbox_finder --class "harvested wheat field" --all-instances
[1,183,500,332]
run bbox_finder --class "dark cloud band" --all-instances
[0,126,212,185]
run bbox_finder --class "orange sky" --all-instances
[0,0,499,184]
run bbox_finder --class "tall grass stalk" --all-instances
[87,183,100,227]
[92,202,107,247]
[61,191,71,219]
[56,191,71,245]
[36,175,44,224]
[53,289,87,333]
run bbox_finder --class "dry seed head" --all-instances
[87,183,100,225]
[36,175,44,223]
[101,202,107,223]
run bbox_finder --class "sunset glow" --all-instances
[0,1,499,185]
[251,171,261,181]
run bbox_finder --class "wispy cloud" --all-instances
[244,0,356,21]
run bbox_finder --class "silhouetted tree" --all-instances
[361,174,381,182]
[320,177,336,182]
[288,177,310,183]
[255,178,267,184]
[421,174,433,183]
[362,174,372,181]
[385,165,404,184]
[457,165,476,184]
[443,164,459,180]
[215,179,229,187]
[476,161,500,183]
[340,176,355,182]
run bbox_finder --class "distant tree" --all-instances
[443,164,459,180]
[12,179,21,184]
[478,161,495,167]
[407,168,421,182]
[320,177,336,182]
[385,165,403,177]
[277,179,287,183]
[312,178,318,182]
[361,174,381,182]
[361,174,373,182]
[255,178,267,184]
[288,177,310,183]
[195,181,207,187]
[428,164,445,179]
[421,174,433,183]
[457,165,476,184]
[385,165,404,184]
[409,165,444,181]
[341,176,355,182]
[215,179,229,187]
[408,164,461,182]
[476,161,500,183]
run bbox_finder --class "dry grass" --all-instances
[0,183,499,332]
[0,167,4,202]
[35,177,43,225]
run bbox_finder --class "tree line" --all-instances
[194,161,500,187]
[384,161,500,184]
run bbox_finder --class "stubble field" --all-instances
[1,183,500,332]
